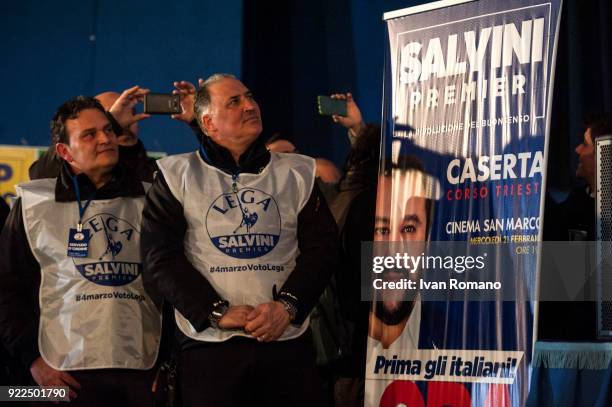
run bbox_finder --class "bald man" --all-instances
[29,86,157,182]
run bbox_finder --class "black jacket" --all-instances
[328,124,380,377]
[140,136,340,345]
[0,198,9,229]
[0,163,146,368]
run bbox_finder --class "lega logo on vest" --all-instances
[72,213,141,286]
[206,188,281,259]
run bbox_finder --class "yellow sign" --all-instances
[0,145,42,204]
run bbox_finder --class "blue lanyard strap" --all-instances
[71,175,95,230]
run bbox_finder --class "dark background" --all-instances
[0,0,243,155]
[0,0,610,187]
[0,0,414,164]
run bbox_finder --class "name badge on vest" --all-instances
[67,228,91,258]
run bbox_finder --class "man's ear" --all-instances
[202,114,215,135]
[55,143,73,163]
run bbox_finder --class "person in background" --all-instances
[540,112,612,340]
[265,134,342,202]
[326,92,380,407]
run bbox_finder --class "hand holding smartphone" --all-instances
[144,93,182,115]
[317,95,347,117]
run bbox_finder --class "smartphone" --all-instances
[317,95,347,117]
[143,93,182,114]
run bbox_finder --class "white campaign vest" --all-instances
[17,178,161,371]
[157,151,316,342]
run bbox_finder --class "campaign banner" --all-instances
[0,145,41,204]
[365,0,562,406]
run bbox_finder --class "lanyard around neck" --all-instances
[71,175,96,231]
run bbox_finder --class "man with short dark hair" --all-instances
[367,157,435,350]
[0,96,161,405]
[29,86,157,182]
[141,73,339,406]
